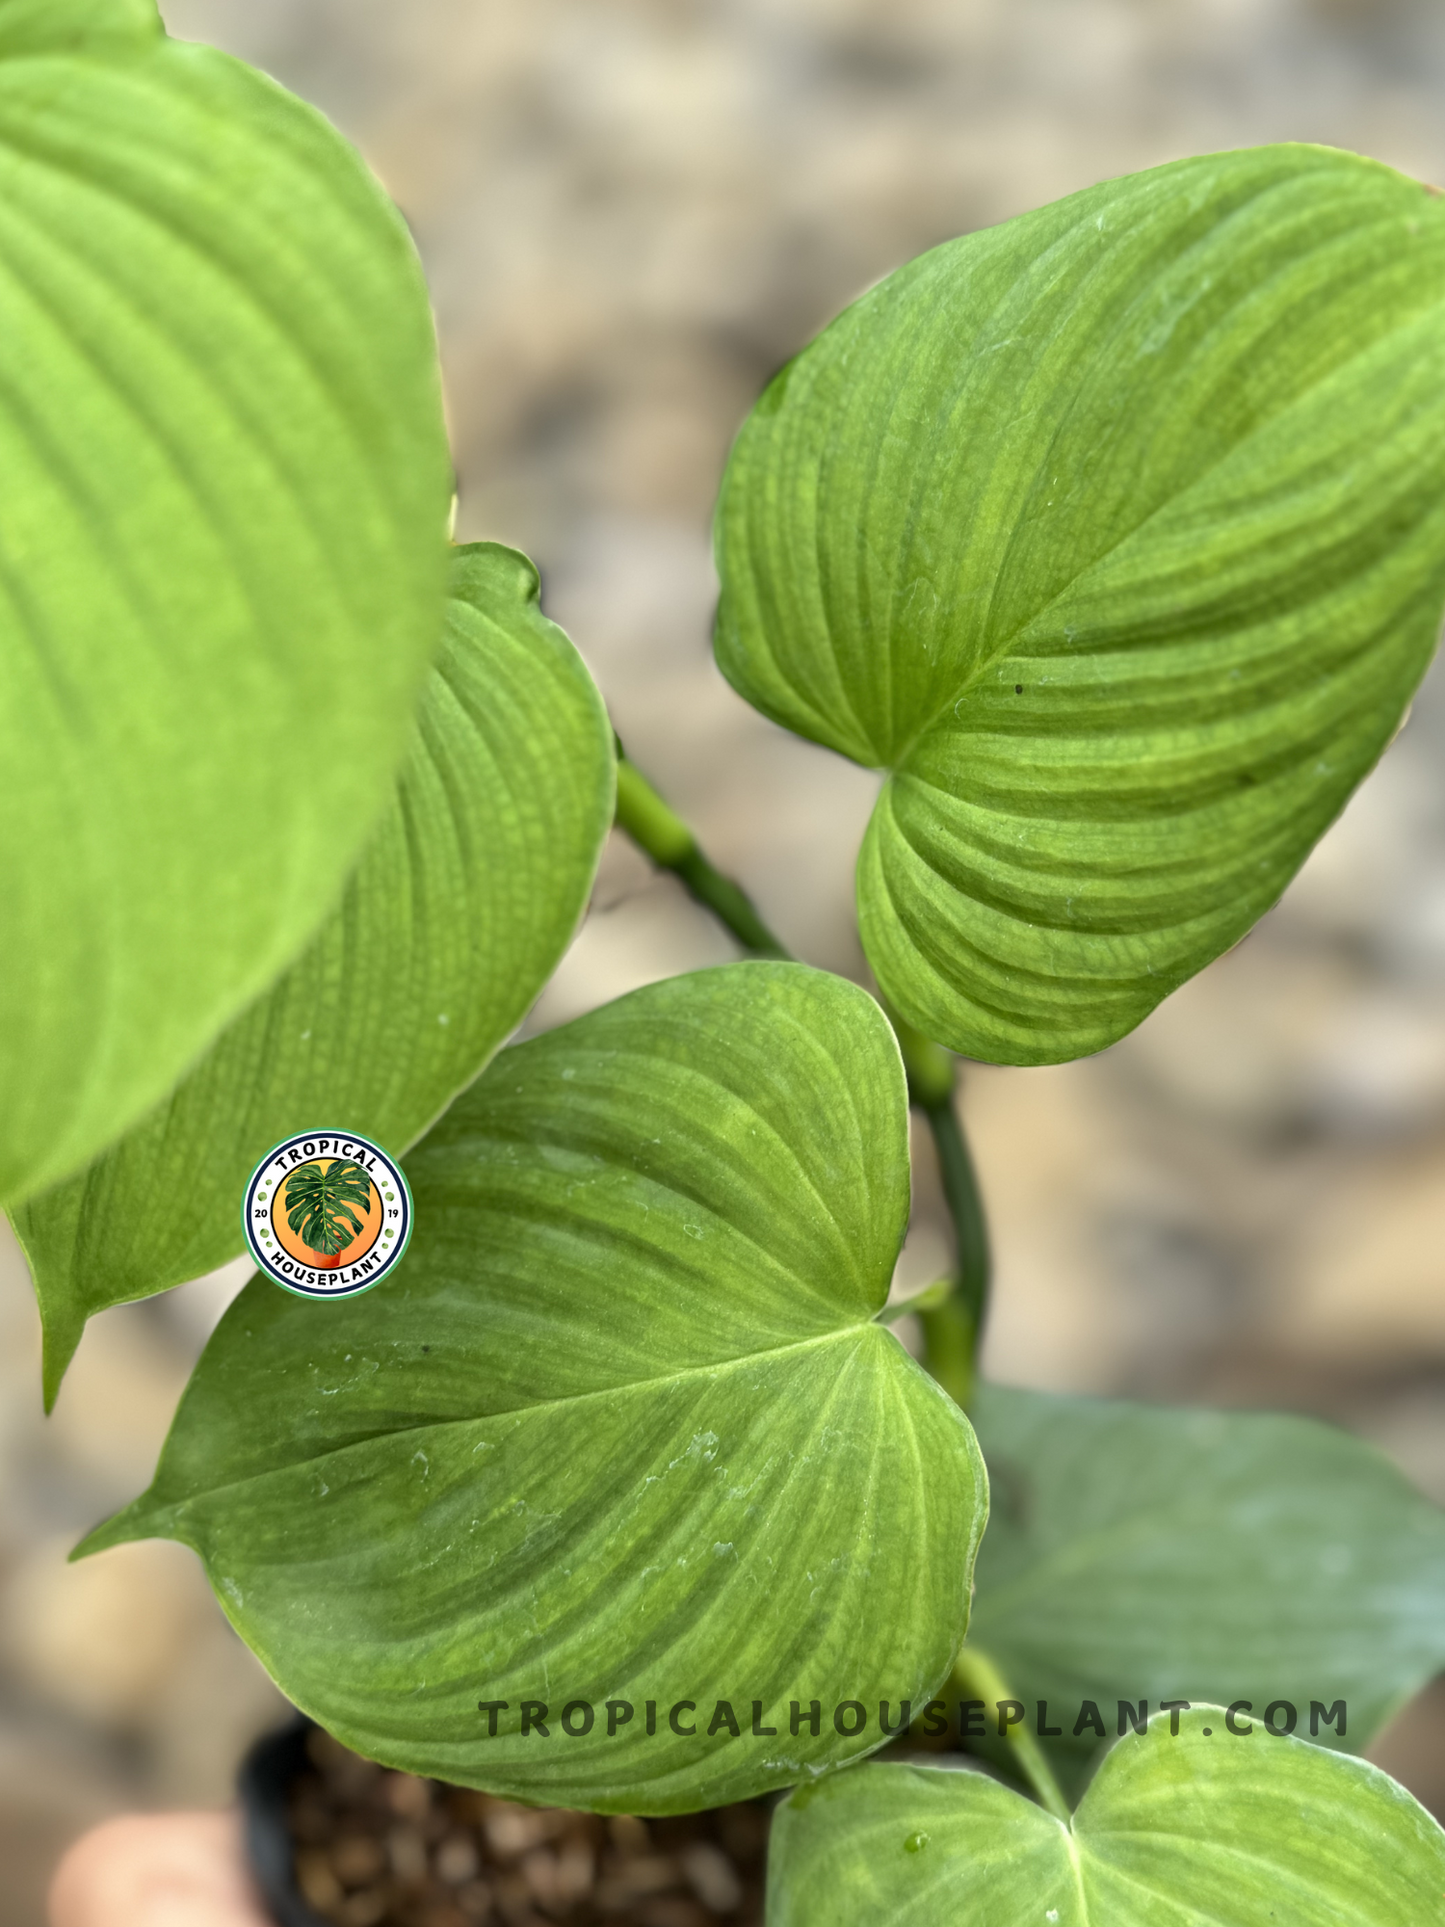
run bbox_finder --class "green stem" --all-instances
[612,743,992,1399]
[614,751,787,959]
[952,1647,1072,1825]
[886,1009,991,1406]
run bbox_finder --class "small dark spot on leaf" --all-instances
[421,1345,431,1354]
[1014,684,1023,695]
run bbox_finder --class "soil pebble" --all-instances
[287,1728,769,1927]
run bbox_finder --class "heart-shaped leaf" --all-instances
[0,0,452,1203]
[14,545,614,1406]
[768,1710,1445,1925]
[78,964,987,1812]
[968,1382,1445,1764]
[716,144,1445,1063]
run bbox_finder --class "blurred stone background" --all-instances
[5,0,1445,1917]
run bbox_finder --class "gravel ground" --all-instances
[5,1,1445,1918]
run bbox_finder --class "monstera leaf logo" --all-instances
[283,1159,373,1267]
[241,1132,411,1299]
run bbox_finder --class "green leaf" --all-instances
[0,0,453,1203]
[0,0,154,55]
[715,144,1445,1063]
[968,1382,1445,1762]
[767,1711,1445,1925]
[15,545,614,1405]
[76,964,986,1812]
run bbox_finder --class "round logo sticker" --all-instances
[242,1132,412,1299]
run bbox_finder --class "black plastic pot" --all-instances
[237,1713,779,1927]
[239,1714,329,1927]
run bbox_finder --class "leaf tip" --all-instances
[40,1316,83,1417]
[69,1501,153,1563]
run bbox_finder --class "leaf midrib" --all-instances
[125,1319,891,1529]
[880,240,1445,777]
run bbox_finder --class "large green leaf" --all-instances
[968,1383,1445,1763]
[77,964,987,1811]
[715,144,1445,1063]
[14,545,614,1405]
[767,1711,1445,1924]
[0,0,452,1203]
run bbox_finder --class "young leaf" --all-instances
[76,965,987,1812]
[767,1711,1445,1925]
[0,0,453,1204]
[968,1382,1445,1759]
[15,545,614,1405]
[716,144,1445,1063]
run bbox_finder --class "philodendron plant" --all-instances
[5,4,1445,1920]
